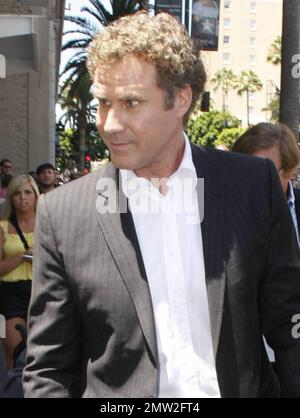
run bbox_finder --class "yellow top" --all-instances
[0,220,34,282]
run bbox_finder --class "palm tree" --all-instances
[279,0,299,137]
[61,0,150,170]
[211,68,237,113]
[59,72,98,170]
[235,70,263,127]
[267,36,281,65]
[58,80,96,132]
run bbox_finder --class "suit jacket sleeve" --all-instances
[260,160,300,397]
[23,194,82,398]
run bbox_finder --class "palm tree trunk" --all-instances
[279,0,299,137]
[222,88,226,113]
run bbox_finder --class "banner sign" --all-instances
[154,0,220,51]
[191,0,220,50]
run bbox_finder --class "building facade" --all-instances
[202,0,282,126]
[0,0,65,175]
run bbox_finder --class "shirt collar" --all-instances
[287,181,295,207]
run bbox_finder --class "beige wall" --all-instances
[202,0,282,126]
[0,0,64,175]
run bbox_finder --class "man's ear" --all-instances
[174,84,193,117]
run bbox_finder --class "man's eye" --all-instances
[98,99,110,107]
[125,100,139,108]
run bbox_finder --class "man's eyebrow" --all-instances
[121,93,144,101]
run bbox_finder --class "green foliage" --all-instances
[211,68,237,95]
[55,128,78,171]
[55,124,108,171]
[187,110,241,148]
[235,70,263,95]
[262,95,280,122]
[215,128,245,150]
[267,36,281,65]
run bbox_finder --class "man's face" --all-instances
[1,161,12,176]
[93,56,191,179]
[38,168,56,189]
[253,145,293,194]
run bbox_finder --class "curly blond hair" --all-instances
[87,12,206,124]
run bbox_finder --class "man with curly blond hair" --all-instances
[24,12,300,398]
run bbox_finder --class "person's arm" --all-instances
[260,159,300,397]
[23,195,82,398]
[0,226,27,276]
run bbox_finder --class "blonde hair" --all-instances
[87,12,206,125]
[3,175,40,220]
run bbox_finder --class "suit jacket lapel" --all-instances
[94,164,157,366]
[191,143,228,357]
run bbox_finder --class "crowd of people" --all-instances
[1,11,300,398]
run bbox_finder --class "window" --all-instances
[224,18,231,29]
[223,35,230,45]
[250,19,256,31]
[224,0,231,10]
[248,92,255,100]
[249,106,254,115]
[249,54,256,65]
[250,1,257,13]
[223,53,230,64]
[250,37,256,48]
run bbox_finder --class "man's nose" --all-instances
[103,108,125,134]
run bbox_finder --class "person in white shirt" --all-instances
[23,12,300,398]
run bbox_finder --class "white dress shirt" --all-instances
[120,134,220,398]
[287,181,300,249]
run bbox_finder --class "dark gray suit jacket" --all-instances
[23,144,300,398]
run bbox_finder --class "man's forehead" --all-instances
[39,169,54,175]
[93,57,157,86]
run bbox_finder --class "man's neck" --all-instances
[42,185,55,193]
[134,138,185,182]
